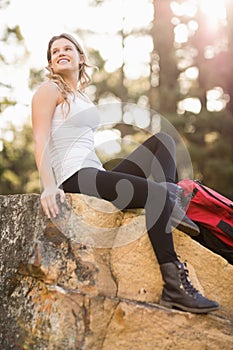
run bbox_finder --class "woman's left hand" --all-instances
[40,186,66,219]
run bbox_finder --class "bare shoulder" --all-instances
[31,81,62,121]
[32,81,61,102]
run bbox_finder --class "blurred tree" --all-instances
[0,0,10,9]
[222,0,233,168]
[84,1,152,138]
[91,0,233,198]
[28,68,46,90]
[187,109,233,198]
[0,24,27,112]
[0,123,39,194]
[149,0,233,198]
[183,1,233,198]
[149,0,179,114]
[0,4,34,195]
[188,5,229,111]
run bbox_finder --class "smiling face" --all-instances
[49,38,83,75]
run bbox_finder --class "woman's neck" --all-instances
[62,73,79,93]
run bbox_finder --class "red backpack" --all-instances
[178,179,233,249]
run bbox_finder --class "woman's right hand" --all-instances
[40,186,66,219]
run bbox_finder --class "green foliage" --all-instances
[183,111,233,199]
[6,25,24,41]
[0,123,40,195]
[0,97,16,113]
[28,68,46,90]
[0,0,10,9]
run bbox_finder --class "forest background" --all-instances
[1,0,233,199]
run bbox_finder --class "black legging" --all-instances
[62,132,178,264]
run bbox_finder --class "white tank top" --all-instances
[49,92,105,186]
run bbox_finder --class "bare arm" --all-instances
[31,82,65,218]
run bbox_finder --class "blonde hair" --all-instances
[46,33,93,113]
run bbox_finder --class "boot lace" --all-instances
[179,262,199,296]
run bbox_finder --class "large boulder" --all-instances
[0,193,232,350]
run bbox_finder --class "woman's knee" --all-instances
[155,132,176,152]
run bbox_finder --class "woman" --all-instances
[31,33,219,313]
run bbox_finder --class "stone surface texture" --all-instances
[0,193,232,350]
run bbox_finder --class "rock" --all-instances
[0,193,233,350]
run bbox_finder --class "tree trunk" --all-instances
[149,0,179,114]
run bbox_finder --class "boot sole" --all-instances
[159,299,219,314]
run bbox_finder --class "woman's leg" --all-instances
[111,132,199,236]
[111,132,177,183]
[62,167,177,264]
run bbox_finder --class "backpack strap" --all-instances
[217,221,233,239]
[193,180,233,209]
